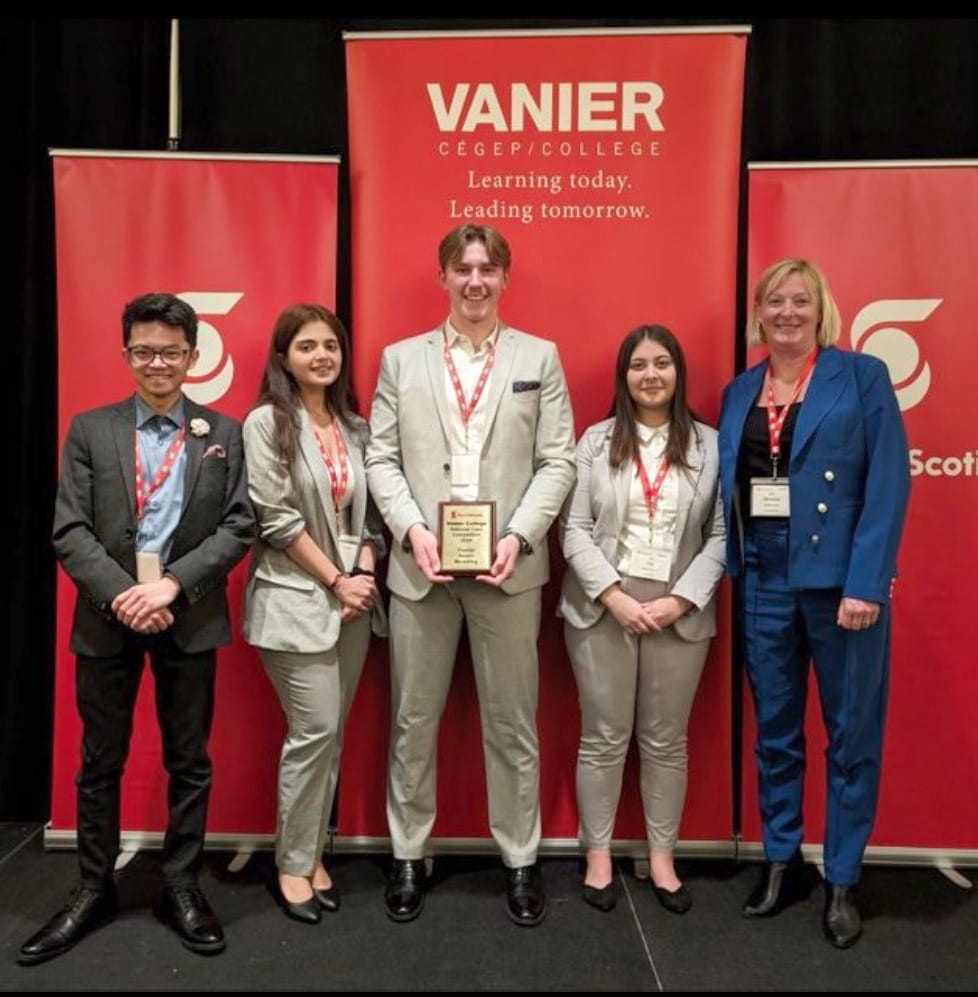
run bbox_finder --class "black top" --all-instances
[737,402,801,517]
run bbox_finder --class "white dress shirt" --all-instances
[442,321,499,502]
[616,422,679,575]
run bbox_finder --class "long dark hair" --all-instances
[607,324,698,470]
[254,303,359,469]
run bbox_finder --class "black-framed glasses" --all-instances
[126,346,191,366]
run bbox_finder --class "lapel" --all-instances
[424,328,453,449]
[673,426,706,547]
[790,347,847,464]
[480,325,517,445]
[339,418,366,537]
[722,363,766,487]
[296,406,340,545]
[111,397,138,522]
[179,396,207,518]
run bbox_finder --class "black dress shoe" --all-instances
[823,883,862,948]
[385,859,426,922]
[154,885,226,954]
[313,884,340,913]
[506,863,546,926]
[582,882,616,912]
[742,852,803,918]
[652,882,692,915]
[18,887,117,966]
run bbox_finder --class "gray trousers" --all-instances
[387,582,542,868]
[259,614,370,876]
[564,577,709,851]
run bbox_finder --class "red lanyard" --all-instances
[134,424,186,521]
[635,455,670,526]
[443,333,496,426]
[766,349,817,466]
[314,421,349,512]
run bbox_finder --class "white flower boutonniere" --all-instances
[189,418,210,438]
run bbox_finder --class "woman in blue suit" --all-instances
[718,259,909,948]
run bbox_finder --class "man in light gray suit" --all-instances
[19,294,254,966]
[367,224,576,926]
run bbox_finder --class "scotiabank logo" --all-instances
[850,298,942,412]
[177,292,242,404]
[851,297,977,478]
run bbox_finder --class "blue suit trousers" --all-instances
[742,520,890,885]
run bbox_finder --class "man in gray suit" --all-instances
[367,224,576,926]
[19,294,254,966]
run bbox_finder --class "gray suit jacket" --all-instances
[242,404,387,653]
[366,323,576,600]
[52,395,255,656]
[559,418,725,642]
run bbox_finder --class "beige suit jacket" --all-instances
[559,418,725,642]
[366,323,576,600]
[242,404,386,652]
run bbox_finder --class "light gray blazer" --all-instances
[366,323,577,601]
[242,404,387,653]
[559,418,725,643]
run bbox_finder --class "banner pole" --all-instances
[168,18,181,151]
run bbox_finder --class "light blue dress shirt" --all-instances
[134,395,188,564]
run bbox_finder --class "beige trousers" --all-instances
[564,577,709,851]
[387,581,542,868]
[259,613,370,876]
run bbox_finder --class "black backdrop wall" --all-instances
[5,17,976,821]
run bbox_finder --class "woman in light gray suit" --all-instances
[560,325,725,915]
[243,304,385,924]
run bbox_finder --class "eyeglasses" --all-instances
[126,346,191,366]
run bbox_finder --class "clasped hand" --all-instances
[602,588,691,636]
[334,573,377,621]
[111,576,180,634]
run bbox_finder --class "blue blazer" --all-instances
[718,346,910,604]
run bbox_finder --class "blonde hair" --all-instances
[748,258,841,348]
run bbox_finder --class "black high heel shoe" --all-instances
[313,884,341,913]
[273,879,321,924]
[582,882,616,912]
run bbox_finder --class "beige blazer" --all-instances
[242,404,387,653]
[366,323,577,600]
[559,418,725,643]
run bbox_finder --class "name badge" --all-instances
[451,454,480,488]
[337,535,360,573]
[629,543,672,582]
[135,551,162,583]
[750,477,791,517]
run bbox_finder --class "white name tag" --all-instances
[750,477,791,517]
[629,543,672,582]
[337,535,360,573]
[135,551,162,583]
[451,454,480,488]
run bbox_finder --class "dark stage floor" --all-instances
[1,824,975,991]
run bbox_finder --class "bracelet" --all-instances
[328,572,348,591]
[350,566,375,578]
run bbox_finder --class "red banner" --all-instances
[345,30,746,844]
[51,153,338,837]
[748,164,978,851]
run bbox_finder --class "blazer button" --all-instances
[810,534,820,544]
[817,502,828,514]
[824,470,835,481]
[442,463,451,473]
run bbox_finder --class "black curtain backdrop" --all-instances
[5,17,976,821]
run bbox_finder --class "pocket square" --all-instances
[513,380,541,393]
[203,444,227,459]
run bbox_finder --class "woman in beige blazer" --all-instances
[243,304,385,924]
[560,325,725,915]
